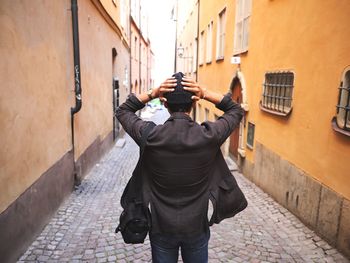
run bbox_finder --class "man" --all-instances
[116,72,244,263]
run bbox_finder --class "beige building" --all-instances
[130,0,154,95]
[175,0,350,258]
[0,0,149,262]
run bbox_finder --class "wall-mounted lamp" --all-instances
[177,44,193,59]
[177,45,184,58]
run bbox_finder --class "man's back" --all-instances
[144,112,220,237]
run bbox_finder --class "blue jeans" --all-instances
[150,231,210,263]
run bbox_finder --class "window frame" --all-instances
[233,0,252,55]
[199,30,205,66]
[216,8,226,61]
[259,71,295,117]
[206,21,213,64]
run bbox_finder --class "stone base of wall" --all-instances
[238,142,350,259]
[75,131,114,184]
[0,151,74,263]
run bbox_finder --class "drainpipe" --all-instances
[71,0,82,184]
[195,0,200,83]
[173,0,178,73]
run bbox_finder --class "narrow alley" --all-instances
[18,108,349,263]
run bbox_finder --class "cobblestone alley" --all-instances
[19,108,349,263]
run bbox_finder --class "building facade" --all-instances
[130,0,154,95]
[175,0,350,258]
[0,0,137,261]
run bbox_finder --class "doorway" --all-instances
[229,77,243,159]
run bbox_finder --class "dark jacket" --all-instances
[116,94,244,238]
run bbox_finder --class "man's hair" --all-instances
[164,72,194,113]
[167,102,192,113]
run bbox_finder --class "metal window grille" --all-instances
[336,71,350,131]
[261,71,294,116]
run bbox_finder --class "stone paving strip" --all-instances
[19,110,349,263]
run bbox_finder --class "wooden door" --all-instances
[229,79,242,158]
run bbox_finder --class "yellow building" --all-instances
[176,0,350,258]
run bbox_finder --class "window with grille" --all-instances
[260,72,294,116]
[234,0,252,54]
[332,68,350,136]
[216,8,226,60]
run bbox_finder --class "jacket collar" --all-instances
[167,112,193,122]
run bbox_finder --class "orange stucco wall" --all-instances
[196,0,350,199]
[0,0,73,213]
[0,0,131,213]
[73,0,130,159]
[243,0,350,200]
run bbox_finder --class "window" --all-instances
[247,122,255,149]
[189,43,193,73]
[194,38,198,72]
[197,103,202,122]
[260,71,294,116]
[206,21,213,63]
[205,108,210,121]
[234,0,252,54]
[333,68,350,136]
[120,0,127,31]
[134,37,138,61]
[216,8,226,60]
[185,46,189,74]
[199,31,204,65]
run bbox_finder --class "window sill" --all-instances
[238,148,246,158]
[259,101,292,117]
[233,49,248,56]
[216,56,224,62]
[331,117,350,137]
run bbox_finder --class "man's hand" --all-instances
[154,77,177,102]
[182,77,224,105]
[182,77,207,101]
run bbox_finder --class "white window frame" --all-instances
[194,38,198,72]
[199,31,205,65]
[189,43,193,73]
[216,8,226,60]
[205,108,210,121]
[120,0,127,31]
[234,0,252,54]
[206,21,213,63]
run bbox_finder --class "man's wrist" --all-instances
[147,88,154,100]
[201,88,207,100]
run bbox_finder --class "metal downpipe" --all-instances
[70,0,82,185]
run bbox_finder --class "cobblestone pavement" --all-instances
[19,107,349,263]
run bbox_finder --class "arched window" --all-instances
[333,67,350,136]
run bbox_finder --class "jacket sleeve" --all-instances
[115,94,155,145]
[204,93,245,146]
